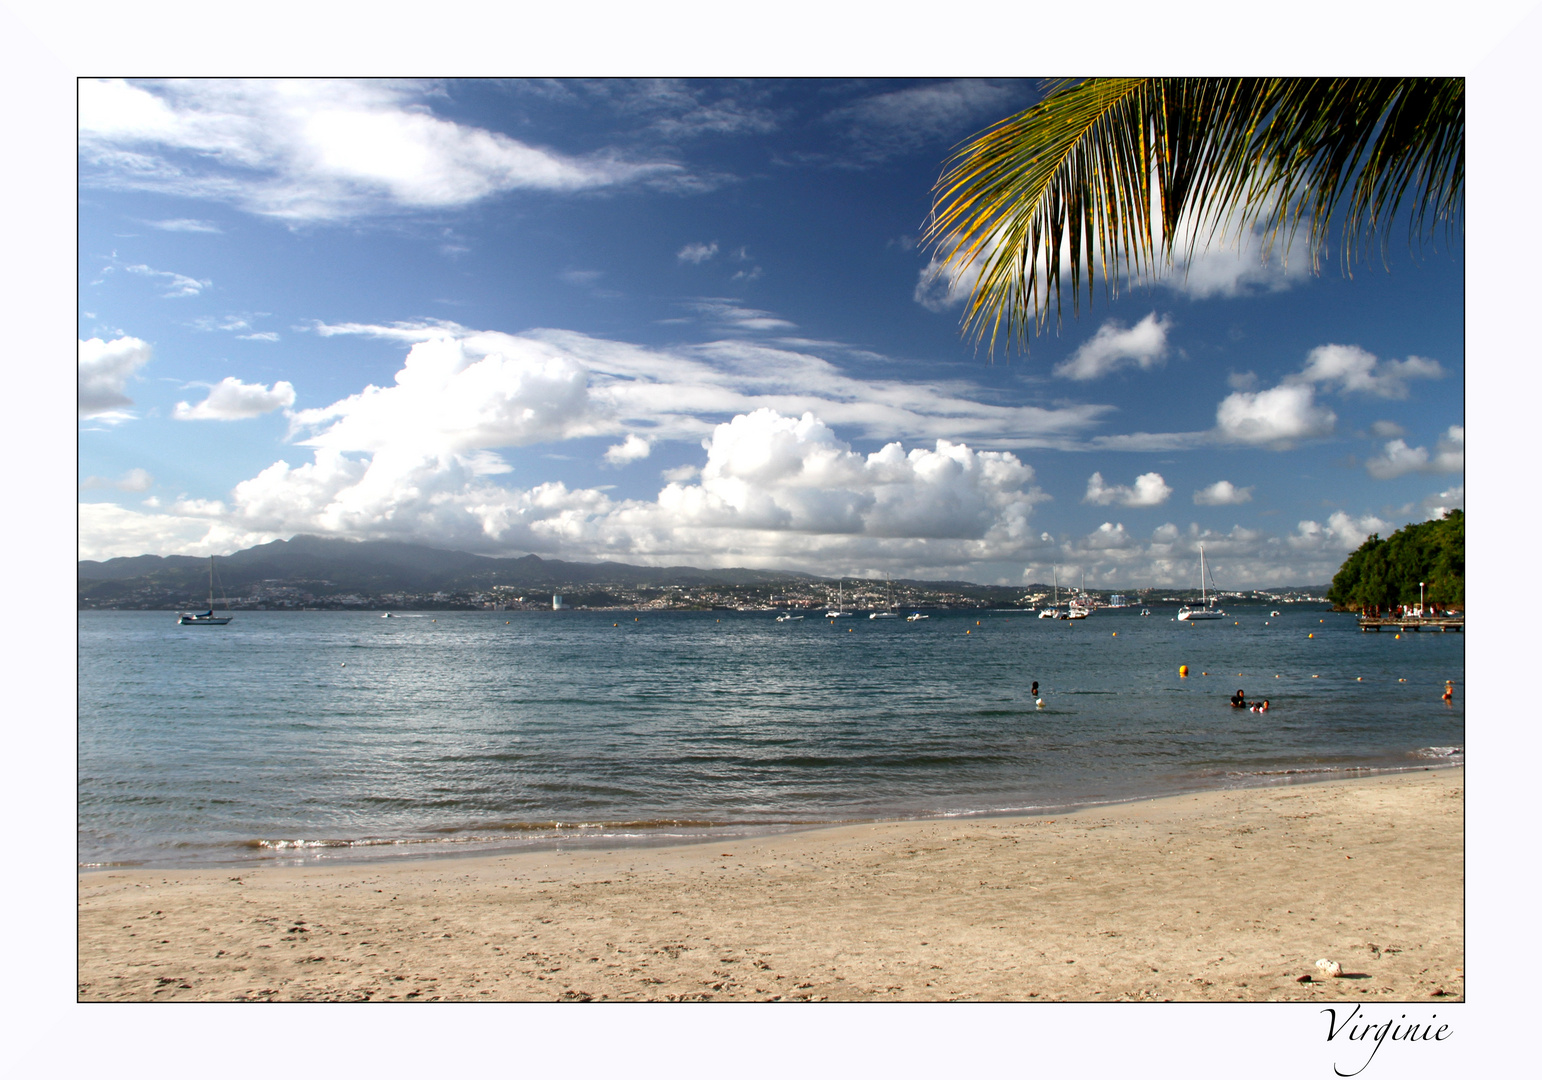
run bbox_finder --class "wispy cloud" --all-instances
[826,79,1023,164]
[79,79,690,222]
[125,262,210,298]
[145,218,221,233]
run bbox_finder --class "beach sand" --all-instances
[78,767,1462,1002]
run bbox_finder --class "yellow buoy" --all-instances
[966,629,971,634]
[976,621,981,626]
[1308,633,1313,638]
[1179,665,1188,677]
[1112,631,1117,636]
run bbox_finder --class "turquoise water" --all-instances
[78,606,1463,867]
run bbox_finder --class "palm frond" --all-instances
[925,77,1463,356]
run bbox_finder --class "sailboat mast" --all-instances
[208,556,215,610]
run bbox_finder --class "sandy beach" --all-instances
[78,766,1462,1002]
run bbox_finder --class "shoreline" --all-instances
[79,766,1463,1002]
[78,758,1465,874]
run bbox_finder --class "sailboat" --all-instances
[1177,545,1226,621]
[1067,569,1091,618]
[825,579,852,618]
[1039,567,1067,618]
[178,556,233,625]
[870,573,898,618]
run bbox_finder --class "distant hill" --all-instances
[78,535,826,603]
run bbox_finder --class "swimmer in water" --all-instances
[1260,699,1270,712]
[1443,681,1454,703]
[1230,689,1246,709]
[1031,681,1039,697]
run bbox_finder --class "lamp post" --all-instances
[1419,581,1425,617]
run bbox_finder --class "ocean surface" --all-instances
[78,605,1464,868]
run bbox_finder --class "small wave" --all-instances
[1413,746,1464,759]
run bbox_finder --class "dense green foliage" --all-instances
[1327,510,1463,612]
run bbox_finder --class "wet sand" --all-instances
[78,766,1462,1002]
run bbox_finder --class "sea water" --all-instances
[78,606,1463,868]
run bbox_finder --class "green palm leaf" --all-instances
[925,77,1463,355]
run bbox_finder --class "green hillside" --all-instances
[1326,510,1463,613]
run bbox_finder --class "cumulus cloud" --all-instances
[1290,510,1392,553]
[81,405,1054,569]
[1366,425,1464,480]
[1423,485,1464,517]
[1293,343,1444,399]
[1153,222,1313,298]
[1370,419,1406,439]
[677,241,719,264]
[603,433,652,466]
[1215,384,1336,446]
[79,335,152,417]
[1193,480,1253,506]
[1054,313,1171,380]
[1084,471,1172,507]
[173,377,297,420]
[78,79,684,222]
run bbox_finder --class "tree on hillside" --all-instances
[926,78,1464,354]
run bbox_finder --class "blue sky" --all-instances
[78,77,1464,587]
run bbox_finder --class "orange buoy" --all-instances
[1179,665,1189,677]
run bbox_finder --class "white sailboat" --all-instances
[1039,567,1068,618]
[825,579,852,618]
[1177,545,1226,621]
[178,556,233,625]
[870,573,898,618]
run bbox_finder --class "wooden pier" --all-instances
[1357,615,1464,633]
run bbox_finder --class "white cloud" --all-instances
[1370,420,1406,439]
[83,406,1053,570]
[1193,480,1254,506]
[603,433,652,466]
[301,321,1113,454]
[677,241,719,264]
[1153,223,1313,298]
[1084,471,1172,507]
[79,335,152,417]
[239,331,281,342]
[125,262,210,298]
[684,299,795,331]
[1215,384,1336,446]
[79,79,684,222]
[1423,485,1464,517]
[1054,313,1171,381]
[1293,343,1444,399]
[1290,510,1392,553]
[80,468,154,492]
[147,218,221,233]
[173,377,297,420]
[1366,425,1464,480]
[827,79,1021,163]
